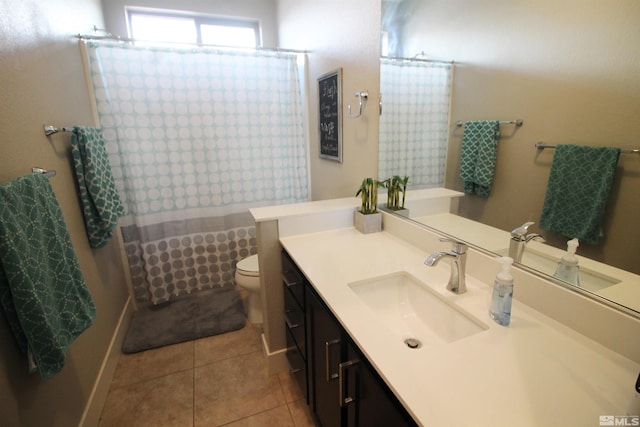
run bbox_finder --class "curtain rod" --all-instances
[380,55,454,65]
[76,34,308,55]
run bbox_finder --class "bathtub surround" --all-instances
[82,40,309,304]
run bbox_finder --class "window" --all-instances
[126,8,260,48]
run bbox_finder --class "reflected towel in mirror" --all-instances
[539,144,620,244]
[459,120,500,196]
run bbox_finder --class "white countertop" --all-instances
[251,196,358,222]
[280,228,640,426]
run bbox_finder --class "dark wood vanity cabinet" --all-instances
[282,250,309,403]
[282,250,417,427]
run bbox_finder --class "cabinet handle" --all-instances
[282,271,303,288]
[338,359,360,407]
[284,312,301,329]
[325,339,340,382]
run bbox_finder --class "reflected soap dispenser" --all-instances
[489,257,514,326]
[554,238,580,286]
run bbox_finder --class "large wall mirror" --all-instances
[379,0,640,315]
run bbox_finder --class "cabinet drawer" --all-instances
[285,327,307,401]
[284,290,306,358]
[282,252,305,308]
[283,272,305,312]
[282,270,304,308]
[284,302,307,359]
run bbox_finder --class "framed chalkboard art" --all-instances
[318,68,342,162]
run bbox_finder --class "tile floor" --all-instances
[98,322,315,427]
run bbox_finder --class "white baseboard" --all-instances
[78,297,133,427]
[261,333,288,376]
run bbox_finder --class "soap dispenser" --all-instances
[489,257,514,326]
[554,238,580,286]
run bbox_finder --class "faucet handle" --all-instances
[438,237,468,254]
[511,221,535,238]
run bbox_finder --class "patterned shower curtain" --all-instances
[378,58,453,188]
[83,41,309,305]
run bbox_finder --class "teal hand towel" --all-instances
[71,126,124,248]
[0,174,96,380]
[539,144,620,244]
[459,120,500,196]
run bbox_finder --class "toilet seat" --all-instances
[236,254,259,277]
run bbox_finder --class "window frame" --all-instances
[125,7,261,47]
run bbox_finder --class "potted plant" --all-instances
[354,177,382,234]
[382,175,410,216]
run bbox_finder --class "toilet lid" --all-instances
[236,254,259,277]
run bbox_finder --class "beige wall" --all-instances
[403,0,640,273]
[278,0,381,200]
[101,0,280,48]
[0,0,130,426]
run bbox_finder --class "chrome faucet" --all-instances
[424,237,468,294]
[509,221,545,263]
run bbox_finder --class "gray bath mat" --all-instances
[122,286,246,354]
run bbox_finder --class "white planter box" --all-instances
[354,211,382,234]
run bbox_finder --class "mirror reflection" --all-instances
[378,57,452,189]
[379,0,640,315]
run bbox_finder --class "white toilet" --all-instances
[235,254,262,324]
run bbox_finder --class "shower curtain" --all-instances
[83,41,309,305]
[378,58,453,188]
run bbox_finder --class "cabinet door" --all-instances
[304,277,417,427]
[342,338,417,427]
[308,286,344,427]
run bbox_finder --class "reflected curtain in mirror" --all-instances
[83,41,309,305]
[378,59,453,188]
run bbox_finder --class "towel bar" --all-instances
[32,167,56,178]
[535,142,639,154]
[43,125,74,136]
[456,119,523,128]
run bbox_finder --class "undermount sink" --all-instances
[493,248,620,292]
[348,272,488,348]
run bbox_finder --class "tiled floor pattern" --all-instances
[99,322,315,426]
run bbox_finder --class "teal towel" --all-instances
[459,120,500,196]
[539,144,620,244]
[71,126,124,248]
[0,174,96,380]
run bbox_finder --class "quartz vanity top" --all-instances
[280,227,639,426]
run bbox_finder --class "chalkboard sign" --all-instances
[318,68,342,162]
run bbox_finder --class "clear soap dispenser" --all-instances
[489,257,514,326]
[554,238,580,286]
